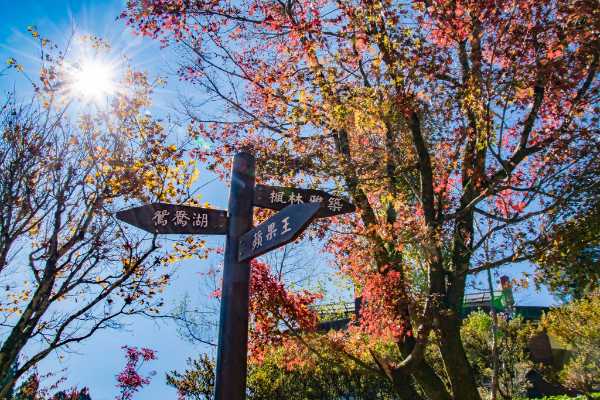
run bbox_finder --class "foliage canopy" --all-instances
[122,0,600,398]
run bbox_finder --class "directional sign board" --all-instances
[116,203,228,235]
[115,154,359,400]
[238,202,323,262]
[253,185,355,218]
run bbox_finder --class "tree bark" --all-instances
[397,336,453,400]
[390,369,425,400]
[437,314,481,400]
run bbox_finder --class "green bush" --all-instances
[515,394,600,400]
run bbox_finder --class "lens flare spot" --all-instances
[73,63,113,99]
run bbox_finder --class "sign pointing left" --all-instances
[116,203,228,235]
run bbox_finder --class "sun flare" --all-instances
[73,62,113,99]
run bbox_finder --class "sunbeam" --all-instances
[72,61,114,99]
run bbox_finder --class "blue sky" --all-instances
[0,1,555,399]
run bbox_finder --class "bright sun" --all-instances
[73,62,113,99]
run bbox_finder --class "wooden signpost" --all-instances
[116,153,355,400]
[254,184,355,218]
[238,202,323,261]
[116,203,228,235]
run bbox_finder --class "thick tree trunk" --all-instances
[334,128,432,399]
[397,336,453,400]
[438,315,481,400]
[390,369,425,400]
[437,269,482,400]
[437,266,482,400]
[410,362,452,400]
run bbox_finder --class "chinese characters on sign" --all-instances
[281,217,291,234]
[117,204,227,235]
[193,213,208,227]
[152,210,169,226]
[173,210,191,226]
[267,190,343,211]
[254,185,355,218]
[152,209,210,228]
[309,195,323,203]
[269,190,307,204]
[238,202,323,262]
[251,216,293,251]
[269,191,285,203]
[328,197,342,212]
[252,230,263,250]
[266,223,277,240]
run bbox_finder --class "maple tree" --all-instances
[0,29,206,398]
[122,0,600,398]
[171,241,323,347]
[115,346,157,400]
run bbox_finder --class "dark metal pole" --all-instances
[214,152,255,400]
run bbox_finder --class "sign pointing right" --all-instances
[253,185,355,218]
[238,202,323,262]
